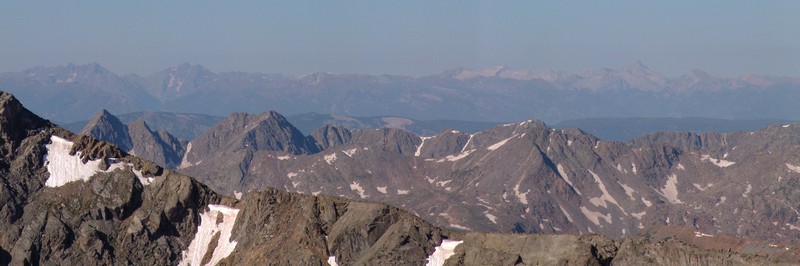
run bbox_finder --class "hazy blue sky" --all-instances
[1,1,799,77]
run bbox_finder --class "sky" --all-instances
[1,1,799,77]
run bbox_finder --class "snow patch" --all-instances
[743,183,752,198]
[676,163,685,170]
[631,211,646,220]
[660,174,683,204]
[631,163,637,174]
[786,163,800,173]
[324,153,337,165]
[178,142,194,169]
[487,135,515,151]
[485,213,497,224]
[694,232,714,238]
[783,124,791,128]
[376,186,388,194]
[701,154,736,167]
[415,136,432,157]
[233,191,243,200]
[349,182,368,198]
[580,206,611,226]
[513,183,529,205]
[343,148,357,157]
[328,256,338,266]
[559,205,573,222]
[557,164,581,195]
[397,189,410,195]
[460,134,475,153]
[425,240,463,266]
[44,136,128,187]
[277,155,291,160]
[587,170,622,213]
[131,168,155,186]
[618,182,635,200]
[641,197,652,207]
[437,149,475,162]
[693,183,713,191]
[179,205,240,266]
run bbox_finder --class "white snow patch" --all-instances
[437,149,475,162]
[449,224,469,230]
[425,239,463,266]
[397,189,410,195]
[131,168,155,186]
[580,206,611,226]
[786,163,800,174]
[700,154,736,167]
[618,182,636,200]
[349,182,368,198]
[693,183,713,191]
[641,197,652,207]
[287,172,298,178]
[328,256,338,266]
[513,183,529,205]
[783,124,791,128]
[557,164,581,195]
[694,232,714,238]
[415,136,432,157]
[567,140,573,146]
[324,153,337,165]
[660,174,683,204]
[631,211,646,220]
[559,205,573,222]
[376,186,388,194]
[179,205,240,266]
[233,191,243,200]
[614,164,626,173]
[436,180,452,187]
[44,136,128,187]
[343,148,357,157]
[487,135,515,151]
[178,142,194,169]
[676,163,685,170]
[587,170,622,212]
[743,183,752,198]
[485,213,497,224]
[631,163,637,174]
[276,155,291,160]
[460,134,475,152]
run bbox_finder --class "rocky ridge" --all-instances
[2,91,796,264]
[80,110,187,169]
[177,112,800,247]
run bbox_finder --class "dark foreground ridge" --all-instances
[1,90,798,265]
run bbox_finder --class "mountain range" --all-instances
[3,62,800,124]
[4,91,796,264]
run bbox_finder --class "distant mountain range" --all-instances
[3,62,800,123]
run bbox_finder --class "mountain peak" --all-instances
[0,91,53,152]
[624,61,651,73]
[80,109,132,151]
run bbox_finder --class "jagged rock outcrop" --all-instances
[79,110,186,169]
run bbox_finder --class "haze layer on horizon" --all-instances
[1,1,799,77]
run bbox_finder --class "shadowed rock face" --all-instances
[1,90,798,265]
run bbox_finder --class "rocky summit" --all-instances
[2,89,797,265]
